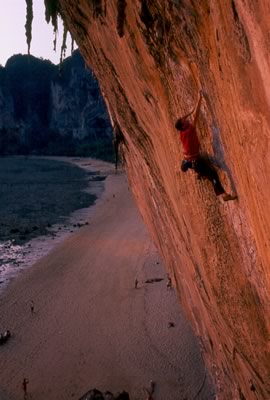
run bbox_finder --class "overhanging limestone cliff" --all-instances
[58,1,270,398]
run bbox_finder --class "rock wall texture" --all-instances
[0,51,112,157]
[59,1,270,398]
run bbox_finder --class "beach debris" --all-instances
[134,278,138,289]
[168,322,175,328]
[143,380,156,399]
[89,175,107,182]
[22,377,29,399]
[79,389,130,400]
[145,278,164,284]
[115,392,129,400]
[79,388,103,400]
[104,392,114,400]
[30,300,34,313]
[73,222,89,228]
[0,330,11,345]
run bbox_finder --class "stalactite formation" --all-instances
[44,0,59,30]
[24,0,73,61]
[44,0,59,50]
[25,0,33,54]
[60,22,68,63]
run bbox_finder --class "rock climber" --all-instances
[112,122,125,171]
[175,90,237,202]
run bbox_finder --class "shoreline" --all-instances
[0,156,115,294]
[0,159,214,400]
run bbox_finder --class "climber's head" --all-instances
[175,118,190,131]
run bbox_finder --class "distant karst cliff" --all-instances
[0,50,112,158]
[55,1,270,399]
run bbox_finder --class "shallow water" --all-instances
[0,157,105,292]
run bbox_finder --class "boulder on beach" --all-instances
[79,389,129,400]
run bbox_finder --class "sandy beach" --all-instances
[0,159,214,400]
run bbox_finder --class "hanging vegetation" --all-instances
[25,0,33,54]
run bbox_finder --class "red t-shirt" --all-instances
[179,123,200,160]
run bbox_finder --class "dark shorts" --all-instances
[181,156,225,196]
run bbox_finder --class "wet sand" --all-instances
[0,158,214,400]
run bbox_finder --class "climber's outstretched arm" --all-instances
[180,106,195,122]
[193,90,203,127]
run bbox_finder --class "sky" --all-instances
[0,0,75,66]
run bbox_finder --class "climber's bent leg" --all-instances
[193,157,225,196]
[181,159,193,172]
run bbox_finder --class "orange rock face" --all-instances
[59,1,270,398]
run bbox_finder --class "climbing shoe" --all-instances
[222,193,237,202]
